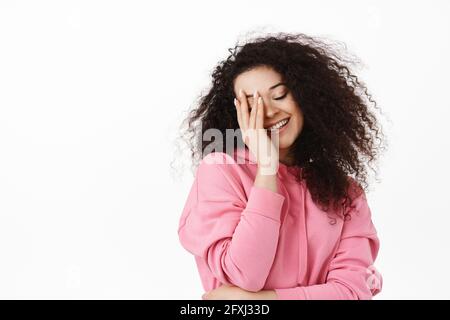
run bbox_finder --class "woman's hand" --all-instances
[202,284,278,300]
[234,89,280,176]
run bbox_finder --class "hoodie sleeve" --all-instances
[274,191,383,300]
[178,154,285,292]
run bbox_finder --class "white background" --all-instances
[1,0,449,299]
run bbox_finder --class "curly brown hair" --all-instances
[178,31,386,217]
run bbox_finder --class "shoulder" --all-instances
[341,177,378,237]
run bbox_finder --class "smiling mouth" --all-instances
[266,118,290,131]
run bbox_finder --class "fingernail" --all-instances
[234,98,237,106]
[258,97,262,104]
[253,90,257,98]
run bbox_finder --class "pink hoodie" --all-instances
[177,147,382,299]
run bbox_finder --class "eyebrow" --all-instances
[244,82,287,98]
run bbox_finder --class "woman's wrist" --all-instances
[254,168,278,193]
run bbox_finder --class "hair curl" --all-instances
[179,31,386,217]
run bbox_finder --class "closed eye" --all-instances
[274,93,288,100]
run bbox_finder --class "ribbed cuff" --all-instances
[244,185,285,222]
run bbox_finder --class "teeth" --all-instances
[268,119,289,130]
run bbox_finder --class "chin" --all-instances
[278,131,300,150]
[278,138,293,150]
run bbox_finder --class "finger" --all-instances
[238,89,250,131]
[256,96,264,129]
[249,90,258,129]
[234,98,243,130]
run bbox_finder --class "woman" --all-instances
[177,32,385,300]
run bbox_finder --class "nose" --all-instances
[262,98,280,118]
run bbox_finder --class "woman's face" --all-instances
[233,65,304,157]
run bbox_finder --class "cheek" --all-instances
[288,119,303,140]
[288,107,304,131]
[295,113,304,132]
